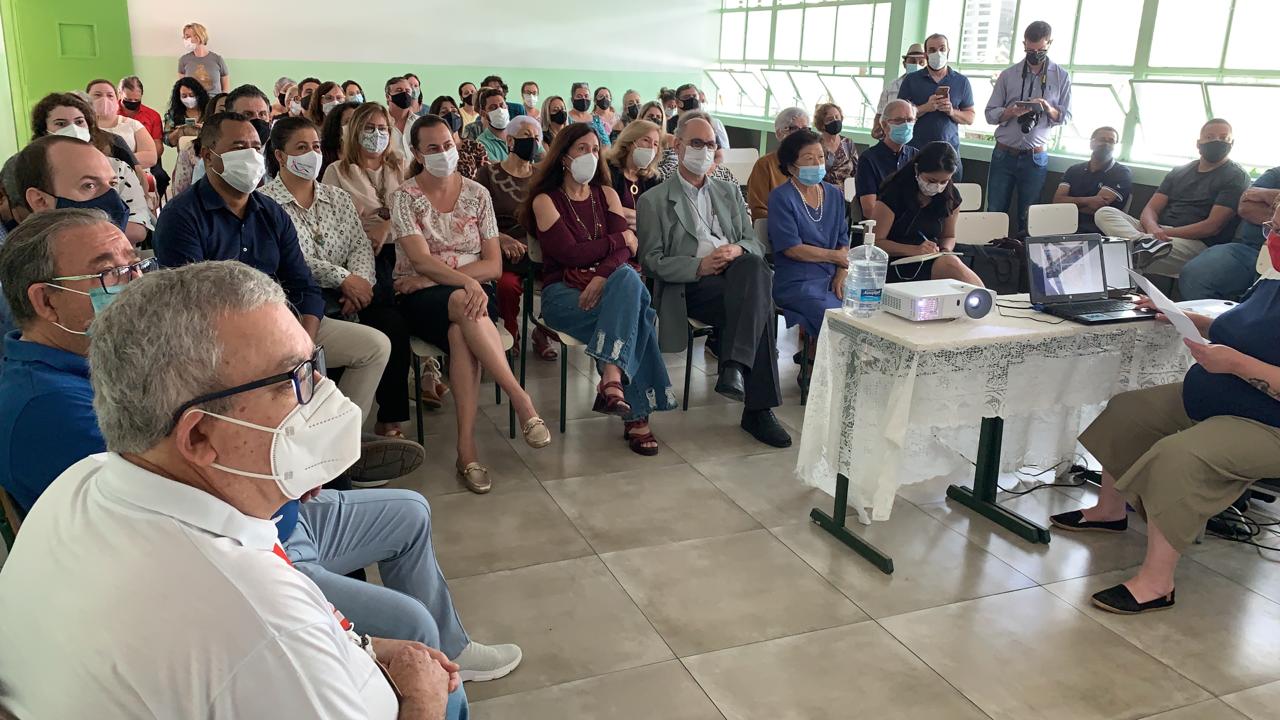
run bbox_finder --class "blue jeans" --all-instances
[541,265,677,421]
[1177,242,1261,301]
[986,148,1049,232]
[284,489,470,658]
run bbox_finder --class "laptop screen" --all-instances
[1027,234,1107,304]
[1102,239,1135,292]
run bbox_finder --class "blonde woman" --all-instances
[177,22,230,95]
[605,120,663,231]
[815,102,857,186]
[540,95,567,146]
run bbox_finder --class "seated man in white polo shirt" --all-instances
[0,260,465,718]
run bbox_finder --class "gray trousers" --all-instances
[684,253,782,411]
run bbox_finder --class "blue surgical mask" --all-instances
[350,93,364,104]
[54,189,130,232]
[40,284,120,337]
[193,157,206,183]
[888,122,915,146]
[796,165,826,186]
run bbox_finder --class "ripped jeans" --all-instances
[541,265,678,421]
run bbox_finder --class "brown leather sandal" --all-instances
[592,380,632,417]
[622,419,660,456]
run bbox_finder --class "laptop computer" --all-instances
[1026,234,1153,324]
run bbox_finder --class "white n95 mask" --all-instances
[198,378,362,499]
[569,153,598,184]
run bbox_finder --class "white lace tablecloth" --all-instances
[796,302,1193,524]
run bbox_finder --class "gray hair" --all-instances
[0,208,112,328]
[274,76,295,94]
[675,110,714,138]
[883,99,915,120]
[89,261,287,454]
[774,107,808,135]
[119,75,144,93]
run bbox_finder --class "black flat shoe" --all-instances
[741,409,792,448]
[1050,510,1128,534]
[1092,584,1175,615]
[715,362,746,402]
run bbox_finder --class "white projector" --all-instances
[881,280,995,322]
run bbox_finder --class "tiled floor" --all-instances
[391,326,1280,718]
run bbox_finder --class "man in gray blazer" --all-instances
[637,113,789,448]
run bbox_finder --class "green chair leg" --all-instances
[507,350,516,439]
[559,341,568,434]
[412,354,425,446]
[683,324,695,411]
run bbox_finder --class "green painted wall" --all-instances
[132,55,697,117]
[0,14,17,159]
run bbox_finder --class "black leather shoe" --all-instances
[1050,510,1128,534]
[715,362,746,402]
[1092,584,1175,615]
[741,409,792,448]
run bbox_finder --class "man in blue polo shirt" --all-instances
[985,20,1073,233]
[0,210,522,685]
[1179,165,1280,300]
[854,99,919,218]
[897,32,976,180]
[1052,126,1133,234]
[154,111,401,486]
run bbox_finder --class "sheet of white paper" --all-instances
[1128,269,1207,344]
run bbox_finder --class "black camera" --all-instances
[1018,110,1041,134]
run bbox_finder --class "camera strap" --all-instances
[1020,59,1048,101]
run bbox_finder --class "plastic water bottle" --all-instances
[844,220,888,317]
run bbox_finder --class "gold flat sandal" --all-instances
[522,417,552,449]
[456,461,491,494]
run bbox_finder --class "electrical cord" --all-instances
[1205,504,1280,560]
[933,432,1088,496]
[995,301,1066,325]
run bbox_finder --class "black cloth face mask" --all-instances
[572,97,591,113]
[389,92,412,110]
[512,137,538,161]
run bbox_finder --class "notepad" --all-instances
[1128,269,1208,345]
[890,252,961,267]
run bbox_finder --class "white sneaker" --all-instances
[453,641,523,682]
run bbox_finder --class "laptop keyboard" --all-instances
[1062,299,1136,314]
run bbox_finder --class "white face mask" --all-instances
[423,146,459,177]
[360,129,390,154]
[285,150,323,181]
[917,176,948,196]
[681,146,715,177]
[198,378,362,500]
[631,146,656,169]
[53,123,92,142]
[321,100,340,115]
[211,147,266,193]
[289,101,302,115]
[568,153,598,184]
[927,50,948,71]
[183,38,198,52]
[487,107,510,130]
[181,95,200,109]
[523,93,538,107]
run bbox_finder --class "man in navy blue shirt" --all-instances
[897,33,976,180]
[1052,126,1133,234]
[1179,166,1280,301]
[854,99,919,218]
[154,111,397,478]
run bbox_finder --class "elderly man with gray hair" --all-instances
[0,249,475,718]
[638,112,790,448]
[746,106,810,221]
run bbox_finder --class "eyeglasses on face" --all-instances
[168,346,327,430]
[47,257,158,295]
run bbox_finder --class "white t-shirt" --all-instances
[0,453,398,719]
[101,115,146,152]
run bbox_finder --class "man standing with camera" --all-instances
[985,21,1073,234]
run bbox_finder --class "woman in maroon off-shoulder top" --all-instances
[520,123,676,455]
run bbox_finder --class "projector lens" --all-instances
[964,289,993,319]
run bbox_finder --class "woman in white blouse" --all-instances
[391,114,551,493]
[85,79,157,170]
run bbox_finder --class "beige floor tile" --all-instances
[504,413,687,482]
[657,404,799,465]
[393,421,540,499]
[919,488,1151,584]
[469,661,723,719]
[879,587,1211,720]
[1190,540,1280,604]
[772,500,1036,618]
[448,556,675,701]
[483,366,602,425]
[1045,562,1280,695]
[683,623,989,720]
[543,465,760,554]
[1140,699,1249,719]
[1222,680,1280,719]
[601,529,867,657]
[692,448,830,528]
[429,486,593,579]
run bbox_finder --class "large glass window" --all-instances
[1148,0,1232,68]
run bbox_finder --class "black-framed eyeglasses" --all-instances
[48,257,158,295]
[169,346,326,429]
[686,138,719,151]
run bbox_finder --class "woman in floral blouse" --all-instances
[390,114,551,493]
[815,102,857,187]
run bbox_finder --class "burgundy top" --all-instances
[536,185,632,286]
